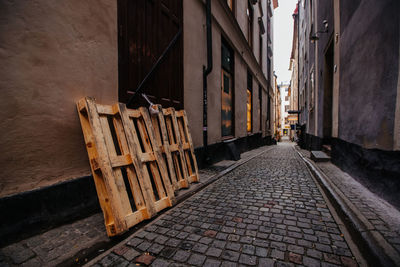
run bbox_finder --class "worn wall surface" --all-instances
[184,0,270,148]
[339,0,399,150]
[0,0,118,196]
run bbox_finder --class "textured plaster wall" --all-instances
[184,0,270,148]
[0,0,118,196]
[183,0,207,148]
[339,0,399,150]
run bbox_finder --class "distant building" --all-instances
[288,4,299,140]
[273,73,281,138]
[280,83,290,136]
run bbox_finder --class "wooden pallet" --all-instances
[77,97,175,236]
[175,109,199,183]
[163,108,199,185]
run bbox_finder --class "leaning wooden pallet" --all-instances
[173,109,200,183]
[162,107,191,189]
[77,97,175,236]
[149,105,180,191]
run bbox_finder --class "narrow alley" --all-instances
[1,1,399,266]
[88,143,358,267]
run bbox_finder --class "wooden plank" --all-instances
[154,197,173,212]
[78,97,128,235]
[140,107,175,203]
[112,114,148,215]
[77,99,116,236]
[155,106,179,191]
[97,104,118,115]
[99,114,133,224]
[182,110,199,182]
[110,154,133,168]
[118,103,157,217]
[127,109,141,118]
[162,108,189,189]
[136,110,168,202]
[140,152,156,163]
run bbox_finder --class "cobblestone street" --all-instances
[90,143,358,267]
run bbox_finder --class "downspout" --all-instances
[297,2,300,127]
[203,0,212,164]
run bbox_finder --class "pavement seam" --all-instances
[294,146,400,267]
[83,145,275,266]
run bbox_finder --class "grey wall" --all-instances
[339,0,399,150]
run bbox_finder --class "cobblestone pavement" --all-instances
[298,149,400,255]
[89,143,358,267]
[0,146,270,267]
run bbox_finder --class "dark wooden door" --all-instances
[118,0,183,109]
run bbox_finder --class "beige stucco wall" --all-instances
[0,0,118,196]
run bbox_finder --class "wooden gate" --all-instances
[118,0,183,109]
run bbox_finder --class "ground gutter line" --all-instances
[83,146,275,267]
[294,147,400,267]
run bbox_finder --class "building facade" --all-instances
[294,0,400,208]
[0,0,277,243]
[279,83,290,136]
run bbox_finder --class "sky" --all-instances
[273,0,298,85]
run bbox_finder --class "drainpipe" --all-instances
[203,0,212,164]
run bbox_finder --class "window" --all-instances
[247,1,254,47]
[221,39,234,137]
[247,70,253,133]
[259,34,263,66]
[267,94,271,130]
[259,85,262,131]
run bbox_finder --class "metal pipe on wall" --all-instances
[203,0,213,164]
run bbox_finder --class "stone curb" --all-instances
[83,145,275,266]
[294,147,400,267]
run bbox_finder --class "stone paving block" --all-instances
[127,237,143,248]
[150,258,171,266]
[122,247,140,261]
[100,253,129,267]
[135,253,156,266]
[187,253,206,266]
[303,256,321,267]
[159,247,177,259]
[221,261,237,267]
[204,258,222,267]
[2,243,36,265]
[270,249,285,260]
[21,257,42,267]
[192,243,208,254]
[289,252,302,264]
[258,258,275,267]
[239,253,257,266]
[221,250,240,261]
[212,240,227,249]
[255,247,268,257]
[172,250,190,263]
